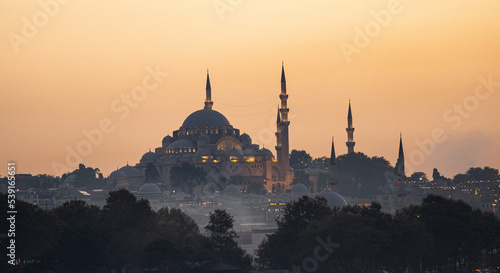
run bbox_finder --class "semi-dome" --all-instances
[168,139,195,148]
[317,191,348,208]
[228,148,244,157]
[198,134,210,142]
[182,109,231,128]
[119,165,141,177]
[259,148,273,157]
[239,133,251,144]
[291,183,309,196]
[223,184,241,197]
[243,148,255,156]
[162,135,173,143]
[109,169,127,179]
[194,148,212,157]
[141,151,159,162]
[138,183,162,194]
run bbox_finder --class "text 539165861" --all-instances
[7,162,17,266]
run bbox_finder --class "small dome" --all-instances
[141,151,159,162]
[243,148,255,156]
[63,174,77,184]
[162,135,173,143]
[259,148,273,157]
[109,170,127,179]
[239,133,251,144]
[138,183,162,194]
[194,149,212,157]
[223,184,241,197]
[168,139,194,149]
[317,191,348,208]
[291,183,309,196]
[119,165,141,177]
[182,109,231,128]
[228,148,244,157]
[198,134,210,142]
[214,149,227,156]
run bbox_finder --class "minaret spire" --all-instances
[330,137,336,166]
[398,133,404,159]
[276,63,290,177]
[346,100,355,154]
[204,70,213,110]
[328,137,339,191]
[395,133,405,178]
[281,62,286,94]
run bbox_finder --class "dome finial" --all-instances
[204,70,213,110]
[330,137,336,166]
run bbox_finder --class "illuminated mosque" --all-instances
[110,65,294,195]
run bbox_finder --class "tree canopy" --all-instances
[336,152,394,198]
[0,191,250,273]
[257,195,500,272]
[169,162,207,194]
[289,149,312,170]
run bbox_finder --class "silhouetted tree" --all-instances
[454,166,500,183]
[205,209,252,270]
[145,162,160,183]
[336,152,394,198]
[409,171,428,182]
[257,196,332,269]
[53,200,103,272]
[257,194,500,272]
[170,163,207,194]
[101,189,156,271]
[61,163,106,189]
[289,150,312,170]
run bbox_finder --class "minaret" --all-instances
[275,107,283,161]
[395,133,405,178]
[275,63,290,173]
[346,100,355,154]
[328,137,339,192]
[204,70,213,110]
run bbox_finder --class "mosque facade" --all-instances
[110,65,294,194]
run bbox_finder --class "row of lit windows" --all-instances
[178,127,237,137]
[167,147,196,154]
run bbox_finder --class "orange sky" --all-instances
[1,1,500,178]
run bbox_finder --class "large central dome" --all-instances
[182,109,231,128]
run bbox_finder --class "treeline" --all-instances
[0,190,251,273]
[257,195,500,273]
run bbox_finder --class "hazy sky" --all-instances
[1,1,499,178]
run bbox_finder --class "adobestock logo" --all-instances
[51,65,168,175]
[213,0,244,21]
[292,235,340,273]
[8,0,70,54]
[340,0,403,64]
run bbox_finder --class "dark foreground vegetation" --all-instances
[257,195,500,273]
[1,191,499,273]
[0,190,251,273]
